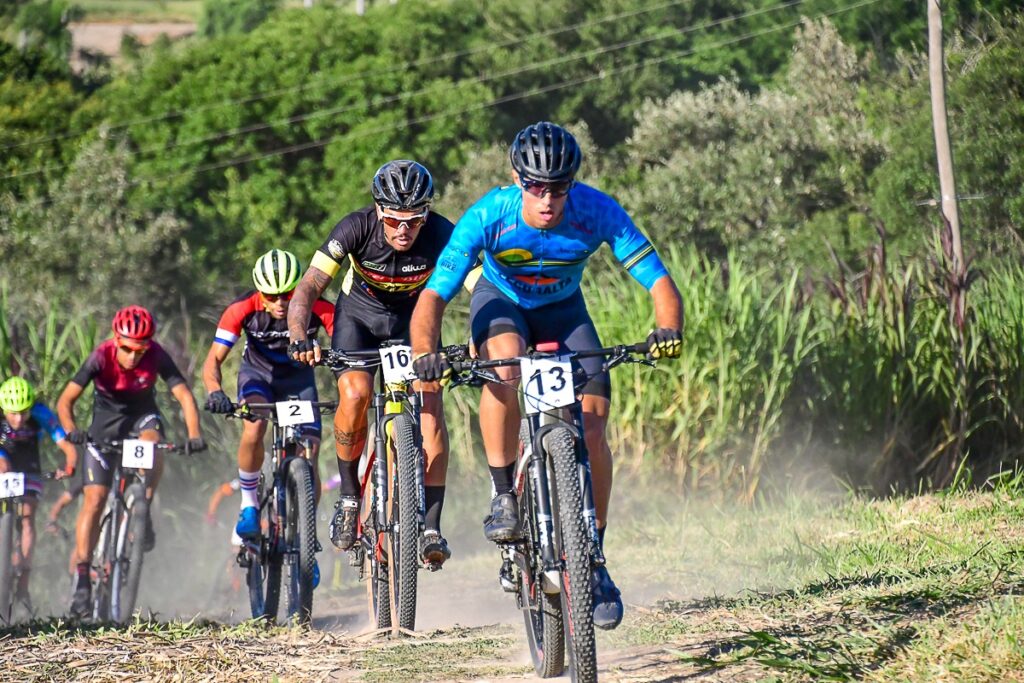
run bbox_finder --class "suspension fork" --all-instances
[528,414,565,575]
[405,390,425,528]
[569,405,605,566]
[371,392,390,530]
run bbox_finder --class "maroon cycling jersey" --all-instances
[72,339,187,414]
[310,205,455,308]
[214,291,335,374]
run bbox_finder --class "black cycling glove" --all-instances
[412,352,452,384]
[646,328,682,360]
[186,437,208,456]
[288,338,319,360]
[205,390,233,414]
[66,429,88,445]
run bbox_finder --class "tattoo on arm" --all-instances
[334,426,368,446]
[288,268,333,340]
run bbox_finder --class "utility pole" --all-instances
[927,0,963,268]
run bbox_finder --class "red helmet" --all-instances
[112,305,155,341]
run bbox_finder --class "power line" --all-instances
[1,0,808,182]
[0,0,766,153]
[16,0,882,212]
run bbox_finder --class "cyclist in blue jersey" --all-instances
[410,122,682,630]
[0,377,77,609]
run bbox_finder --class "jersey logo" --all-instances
[361,261,386,272]
[400,263,427,273]
[328,239,345,259]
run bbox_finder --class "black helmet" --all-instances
[371,160,434,211]
[509,121,582,182]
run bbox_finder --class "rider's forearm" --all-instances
[172,383,203,438]
[59,440,78,473]
[202,347,224,393]
[56,382,83,432]
[651,276,684,331]
[287,267,332,341]
[410,290,447,356]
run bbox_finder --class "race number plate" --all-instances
[0,472,25,498]
[276,400,315,427]
[521,357,575,415]
[379,345,417,384]
[122,439,155,470]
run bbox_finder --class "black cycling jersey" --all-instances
[310,205,455,308]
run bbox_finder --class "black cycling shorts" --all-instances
[84,411,164,488]
[470,278,610,399]
[237,362,321,439]
[331,292,415,376]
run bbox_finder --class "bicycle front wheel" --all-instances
[111,483,148,624]
[247,476,282,622]
[387,413,420,633]
[519,453,565,678]
[0,505,16,624]
[545,427,597,683]
[284,457,317,625]
[92,509,116,622]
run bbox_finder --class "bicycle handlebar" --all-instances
[88,439,182,453]
[221,400,339,423]
[448,342,650,374]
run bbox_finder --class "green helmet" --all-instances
[252,249,302,295]
[0,377,35,413]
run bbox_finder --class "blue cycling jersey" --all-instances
[427,183,668,309]
[0,402,66,472]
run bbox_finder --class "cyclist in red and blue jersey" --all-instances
[0,376,77,609]
[410,122,683,630]
[202,249,335,564]
[288,160,457,567]
[57,305,206,619]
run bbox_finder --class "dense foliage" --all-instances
[1,0,1022,493]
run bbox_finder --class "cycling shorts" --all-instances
[237,362,321,439]
[330,292,416,377]
[84,411,164,488]
[470,277,610,399]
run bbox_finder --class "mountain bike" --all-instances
[219,399,337,626]
[322,341,460,634]
[449,341,654,683]
[87,438,181,624]
[0,469,59,624]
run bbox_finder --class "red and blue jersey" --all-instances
[214,291,335,374]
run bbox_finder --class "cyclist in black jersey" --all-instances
[288,160,456,565]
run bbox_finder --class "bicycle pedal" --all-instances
[348,546,364,568]
[235,548,251,569]
[499,559,516,593]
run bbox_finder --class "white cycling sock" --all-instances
[239,469,260,509]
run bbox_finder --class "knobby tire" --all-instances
[545,427,597,683]
[112,483,148,624]
[92,509,116,622]
[388,413,420,633]
[248,479,282,622]
[519,453,566,678]
[0,506,15,624]
[285,458,316,625]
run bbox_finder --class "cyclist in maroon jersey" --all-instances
[57,305,206,619]
[201,249,335,564]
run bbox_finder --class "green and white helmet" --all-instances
[0,376,35,413]
[252,249,302,295]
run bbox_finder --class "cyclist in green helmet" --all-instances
[0,376,77,611]
[201,249,335,587]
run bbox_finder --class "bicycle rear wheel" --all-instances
[92,509,116,622]
[0,505,16,624]
[362,482,392,631]
[519,461,566,678]
[545,427,597,683]
[247,477,282,622]
[387,413,420,633]
[111,483,147,624]
[284,457,316,625]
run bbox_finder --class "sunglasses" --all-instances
[261,291,294,303]
[519,175,575,198]
[117,341,150,353]
[381,211,428,231]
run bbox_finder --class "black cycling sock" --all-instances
[76,562,90,589]
[424,486,445,533]
[598,525,607,550]
[337,457,361,498]
[489,463,516,496]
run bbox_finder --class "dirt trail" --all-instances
[68,22,195,69]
